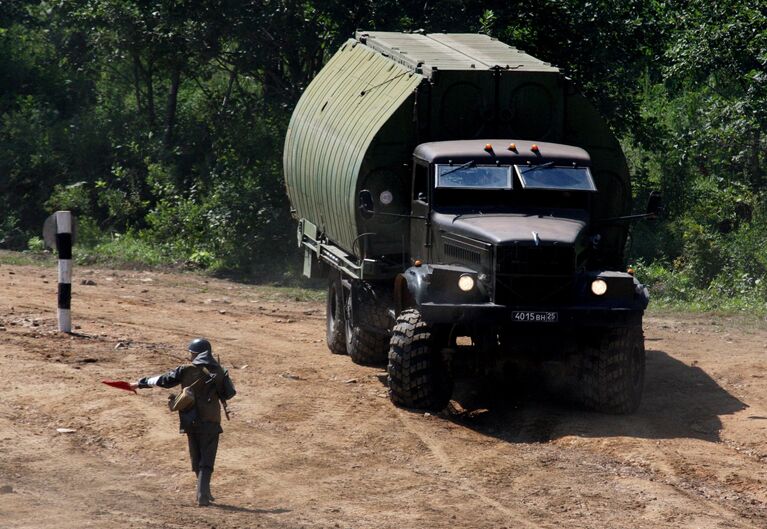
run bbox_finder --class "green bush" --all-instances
[633,199,767,314]
[45,182,92,216]
[27,236,45,252]
[187,250,217,270]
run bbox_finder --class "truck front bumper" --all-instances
[417,302,643,328]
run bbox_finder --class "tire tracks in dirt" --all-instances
[392,407,544,528]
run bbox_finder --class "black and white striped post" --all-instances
[55,211,73,332]
[43,210,75,332]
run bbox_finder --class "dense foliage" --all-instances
[1,1,765,304]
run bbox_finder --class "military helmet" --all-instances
[188,338,212,356]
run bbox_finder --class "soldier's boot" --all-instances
[195,470,216,501]
[203,471,214,502]
[196,469,213,507]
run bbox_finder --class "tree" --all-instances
[664,0,766,191]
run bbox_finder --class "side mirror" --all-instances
[359,189,375,219]
[646,191,663,219]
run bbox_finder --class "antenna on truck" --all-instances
[358,190,427,221]
[360,71,411,96]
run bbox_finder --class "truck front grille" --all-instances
[494,245,575,305]
[444,243,482,265]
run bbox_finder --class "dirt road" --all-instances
[1,260,766,528]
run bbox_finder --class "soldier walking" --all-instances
[132,338,236,506]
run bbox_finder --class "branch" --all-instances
[221,66,238,113]
[191,75,215,101]
[101,60,137,88]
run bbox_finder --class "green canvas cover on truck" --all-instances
[283,38,423,259]
[284,32,631,264]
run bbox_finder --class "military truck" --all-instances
[284,32,659,413]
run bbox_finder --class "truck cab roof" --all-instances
[414,140,591,166]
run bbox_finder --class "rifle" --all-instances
[200,356,234,421]
[221,394,231,421]
[216,355,231,421]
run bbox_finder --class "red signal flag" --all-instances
[102,379,137,394]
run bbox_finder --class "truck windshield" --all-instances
[514,165,597,191]
[436,164,511,189]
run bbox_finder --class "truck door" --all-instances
[410,161,430,263]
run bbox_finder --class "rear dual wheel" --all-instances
[326,274,347,355]
[344,281,392,366]
[326,276,391,365]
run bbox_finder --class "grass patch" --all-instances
[0,249,56,266]
[647,296,767,316]
[636,260,767,317]
[75,233,181,268]
[0,247,324,302]
[254,284,325,303]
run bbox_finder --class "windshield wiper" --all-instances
[522,161,555,172]
[439,160,475,177]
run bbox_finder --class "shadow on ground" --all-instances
[212,503,291,514]
[439,349,747,443]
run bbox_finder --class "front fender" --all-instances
[396,266,430,308]
[576,270,649,310]
[395,264,488,312]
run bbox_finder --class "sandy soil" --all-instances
[1,260,766,529]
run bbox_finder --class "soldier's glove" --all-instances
[167,394,177,412]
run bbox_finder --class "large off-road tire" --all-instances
[326,275,347,355]
[578,325,645,414]
[387,309,453,411]
[345,281,392,366]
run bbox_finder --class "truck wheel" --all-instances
[578,326,645,414]
[345,281,392,366]
[326,275,347,355]
[387,309,452,411]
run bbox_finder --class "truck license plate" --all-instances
[512,311,559,323]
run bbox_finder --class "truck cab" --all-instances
[400,139,647,322]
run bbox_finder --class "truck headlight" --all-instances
[591,278,608,296]
[458,274,475,292]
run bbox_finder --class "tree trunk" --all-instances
[132,53,142,114]
[146,60,157,128]
[751,128,762,191]
[220,67,237,113]
[163,64,182,149]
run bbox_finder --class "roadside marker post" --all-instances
[43,211,75,333]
